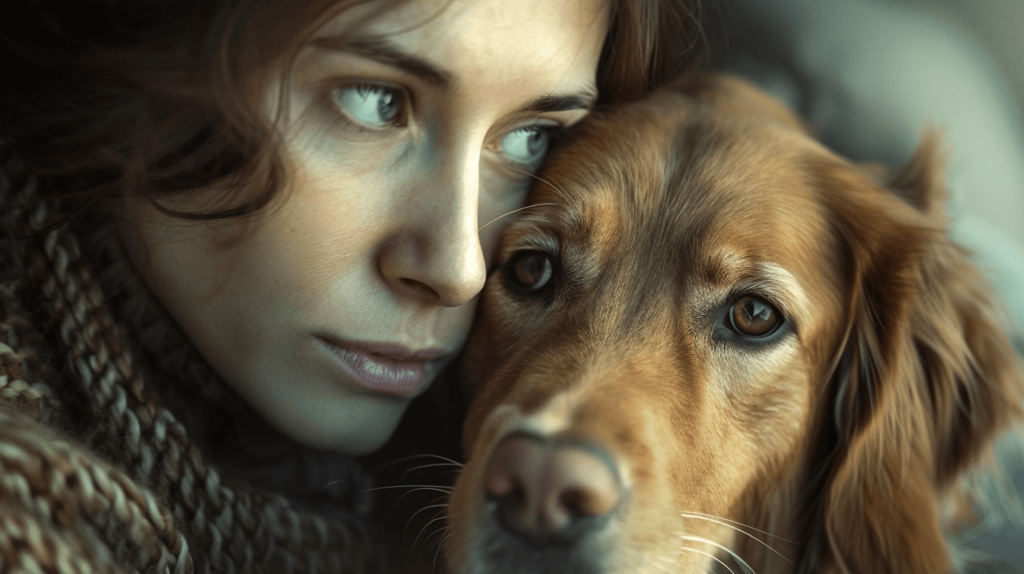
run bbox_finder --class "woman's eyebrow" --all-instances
[524,92,597,114]
[310,35,596,113]
[311,35,453,88]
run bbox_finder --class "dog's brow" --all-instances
[704,254,809,326]
[750,262,811,326]
[701,250,751,287]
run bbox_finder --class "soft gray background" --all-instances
[719,0,1024,570]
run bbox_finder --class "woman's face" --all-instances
[118,0,609,454]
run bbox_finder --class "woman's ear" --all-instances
[810,138,1024,574]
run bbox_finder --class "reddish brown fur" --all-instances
[445,75,1024,574]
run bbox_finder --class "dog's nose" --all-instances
[484,434,620,538]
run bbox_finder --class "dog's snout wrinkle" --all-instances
[485,434,621,541]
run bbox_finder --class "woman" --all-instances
[0,0,703,572]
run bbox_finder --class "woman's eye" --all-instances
[331,85,405,128]
[503,250,555,294]
[499,126,552,170]
[726,295,783,337]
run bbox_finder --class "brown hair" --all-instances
[1,0,706,221]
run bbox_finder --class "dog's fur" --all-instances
[443,75,1024,574]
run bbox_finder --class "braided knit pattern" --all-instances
[0,149,385,574]
[0,408,183,574]
[0,258,58,428]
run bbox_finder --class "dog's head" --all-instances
[445,75,1024,574]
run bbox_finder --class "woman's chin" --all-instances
[254,389,411,455]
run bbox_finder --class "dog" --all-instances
[441,74,1024,574]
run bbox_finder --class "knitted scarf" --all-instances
[0,147,387,574]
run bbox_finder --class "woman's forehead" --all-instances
[316,0,609,38]
[311,0,609,103]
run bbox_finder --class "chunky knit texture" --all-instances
[0,148,386,574]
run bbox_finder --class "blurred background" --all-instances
[880,0,1024,247]
[895,0,1024,126]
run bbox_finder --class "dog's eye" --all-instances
[727,295,782,337]
[503,250,554,294]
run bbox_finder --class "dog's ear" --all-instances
[806,138,1024,574]
[885,131,948,219]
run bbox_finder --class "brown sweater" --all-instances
[0,150,386,574]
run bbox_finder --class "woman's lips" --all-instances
[315,336,448,397]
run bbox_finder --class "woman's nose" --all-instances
[377,158,486,307]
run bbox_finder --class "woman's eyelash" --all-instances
[327,83,409,130]
[493,124,566,173]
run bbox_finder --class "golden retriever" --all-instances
[442,74,1024,574]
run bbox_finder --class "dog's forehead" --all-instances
[531,99,829,266]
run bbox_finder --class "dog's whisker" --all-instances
[432,531,453,574]
[679,546,739,574]
[650,554,677,574]
[363,484,452,515]
[529,170,574,204]
[423,520,450,546]
[418,453,465,467]
[679,535,757,574]
[679,511,796,543]
[360,484,453,494]
[400,462,466,482]
[403,503,451,539]
[355,483,450,519]
[478,203,558,231]
[425,469,465,486]
[679,513,793,562]
[503,164,575,206]
[361,484,450,520]
[413,513,450,551]
[387,490,450,521]
[388,488,447,521]
[412,508,448,548]
[422,521,450,562]
[368,453,465,474]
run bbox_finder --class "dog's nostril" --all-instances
[558,487,607,519]
[548,450,620,520]
[484,434,620,539]
[559,489,586,516]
